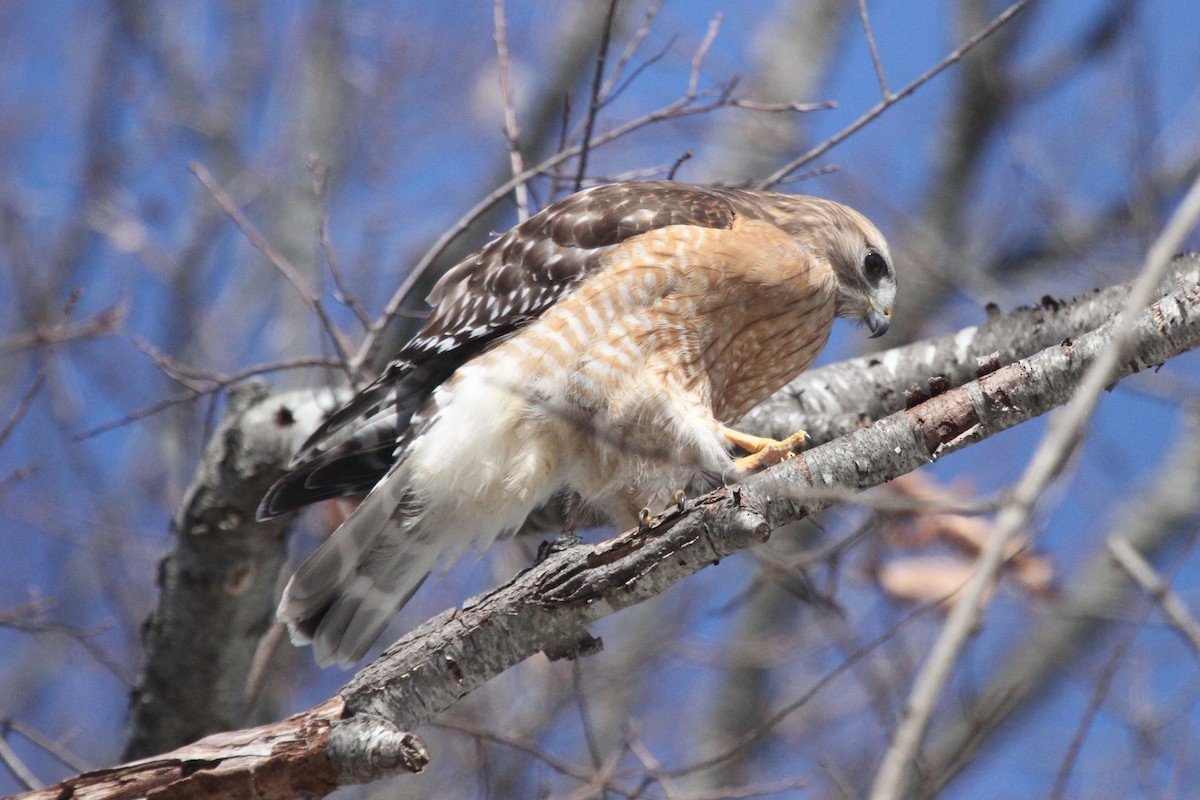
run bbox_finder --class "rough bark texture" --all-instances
[19,699,404,800]
[82,255,1197,798]
[122,383,316,760]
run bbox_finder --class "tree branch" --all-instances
[122,382,335,760]
[869,174,1200,800]
[33,256,1200,798]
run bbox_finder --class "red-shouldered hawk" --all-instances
[260,180,896,667]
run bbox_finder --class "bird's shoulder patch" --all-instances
[409,182,743,363]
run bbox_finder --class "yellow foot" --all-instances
[724,426,810,477]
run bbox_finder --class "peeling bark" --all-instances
[123,383,325,760]
[84,256,1198,798]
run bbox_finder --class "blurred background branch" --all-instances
[1,1,1198,797]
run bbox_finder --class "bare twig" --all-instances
[687,13,722,100]
[574,0,620,191]
[628,728,686,800]
[0,303,125,355]
[729,99,837,113]
[856,0,891,98]
[0,368,47,451]
[1107,536,1200,656]
[492,0,531,220]
[666,150,693,180]
[668,599,940,780]
[75,356,339,440]
[4,720,92,775]
[599,35,676,115]
[2,610,130,687]
[0,465,37,497]
[758,0,1032,189]
[868,172,1200,800]
[309,155,370,331]
[1047,597,1152,800]
[1,297,126,447]
[0,733,40,791]
[571,661,606,781]
[241,622,288,727]
[434,718,613,787]
[597,0,665,102]
[190,162,354,375]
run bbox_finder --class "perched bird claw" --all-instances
[638,507,653,530]
[726,428,812,478]
[263,180,895,667]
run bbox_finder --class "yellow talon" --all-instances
[723,425,811,476]
[638,507,653,528]
[672,489,687,512]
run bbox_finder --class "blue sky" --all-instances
[1,1,1199,797]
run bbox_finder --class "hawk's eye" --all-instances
[863,250,887,281]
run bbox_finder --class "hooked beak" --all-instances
[866,304,891,338]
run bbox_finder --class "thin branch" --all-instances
[1047,531,1200,800]
[867,171,1200,800]
[1,299,126,446]
[1,608,131,687]
[666,150,692,180]
[574,0,620,191]
[74,356,339,440]
[24,258,1200,798]
[1107,536,1200,657]
[190,162,354,375]
[601,34,676,112]
[729,99,837,113]
[757,0,1032,189]
[0,367,47,451]
[571,661,606,781]
[492,0,531,220]
[309,155,370,331]
[0,303,125,355]
[687,13,722,100]
[4,719,92,775]
[1048,596,1152,800]
[241,622,288,727]
[627,729,686,800]
[667,599,941,780]
[433,718,615,787]
[0,733,40,791]
[856,0,891,98]
[597,0,665,102]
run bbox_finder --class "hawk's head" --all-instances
[821,205,896,338]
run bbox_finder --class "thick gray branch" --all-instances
[122,382,322,760]
[330,257,1200,783]
[97,256,1198,796]
[741,255,1200,443]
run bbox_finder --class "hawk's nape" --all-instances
[262,180,896,667]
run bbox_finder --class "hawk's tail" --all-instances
[277,466,438,668]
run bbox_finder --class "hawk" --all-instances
[260,180,896,667]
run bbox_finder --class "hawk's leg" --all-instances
[538,493,583,563]
[721,424,810,476]
[558,492,584,546]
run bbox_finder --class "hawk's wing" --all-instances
[258,181,747,519]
